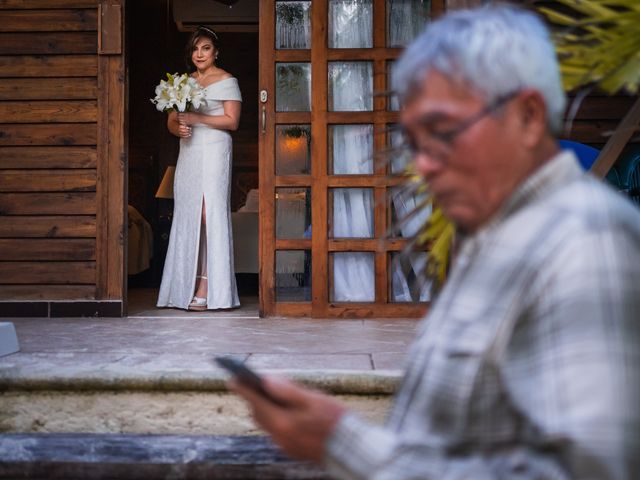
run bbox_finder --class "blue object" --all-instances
[558,140,600,170]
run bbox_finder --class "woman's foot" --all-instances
[194,274,208,300]
[189,296,207,311]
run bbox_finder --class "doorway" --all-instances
[125,0,260,313]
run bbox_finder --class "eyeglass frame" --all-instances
[401,90,521,161]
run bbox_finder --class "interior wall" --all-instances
[127,0,258,287]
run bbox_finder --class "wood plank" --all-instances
[0,9,97,32]
[0,32,96,55]
[0,192,95,214]
[0,261,95,284]
[0,215,96,237]
[0,78,97,100]
[0,124,97,146]
[0,55,97,77]
[569,95,635,121]
[561,120,620,145]
[591,96,640,178]
[0,284,95,300]
[0,170,96,192]
[0,239,95,260]
[0,101,97,123]
[0,0,98,8]
[0,146,96,168]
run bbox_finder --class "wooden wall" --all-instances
[0,0,125,316]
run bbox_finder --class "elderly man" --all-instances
[232,5,640,479]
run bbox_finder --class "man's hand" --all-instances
[229,375,347,464]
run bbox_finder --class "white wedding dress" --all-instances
[157,77,241,310]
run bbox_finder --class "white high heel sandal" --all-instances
[189,275,208,311]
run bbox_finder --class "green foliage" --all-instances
[537,0,640,94]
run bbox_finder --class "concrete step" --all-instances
[0,433,330,479]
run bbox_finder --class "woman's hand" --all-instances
[177,122,192,138]
[177,112,199,126]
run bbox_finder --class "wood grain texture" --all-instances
[0,146,97,168]
[0,238,95,260]
[0,78,97,100]
[0,192,95,214]
[0,9,97,31]
[0,0,98,8]
[0,123,97,146]
[0,170,96,192]
[0,101,97,123]
[0,215,96,237]
[0,55,97,77]
[0,32,96,54]
[0,261,95,284]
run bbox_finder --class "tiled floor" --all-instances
[1,289,420,377]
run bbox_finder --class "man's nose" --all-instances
[413,150,442,179]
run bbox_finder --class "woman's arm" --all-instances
[177,100,241,131]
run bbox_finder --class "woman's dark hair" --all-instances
[185,26,221,71]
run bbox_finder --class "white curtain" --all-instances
[276,1,311,49]
[387,0,431,48]
[329,0,373,48]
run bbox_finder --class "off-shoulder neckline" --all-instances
[201,77,236,90]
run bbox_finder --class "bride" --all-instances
[157,26,241,311]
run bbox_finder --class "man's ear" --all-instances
[515,90,549,148]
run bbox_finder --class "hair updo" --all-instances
[185,25,221,71]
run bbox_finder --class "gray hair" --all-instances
[392,5,566,134]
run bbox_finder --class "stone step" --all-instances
[0,353,399,435]
[0,433,330,479]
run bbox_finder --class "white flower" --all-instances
[150,72,206,113]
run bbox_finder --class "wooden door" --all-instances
[259,0,443,317]
[0,0,125,316]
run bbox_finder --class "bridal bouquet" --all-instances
[150,73,206,112]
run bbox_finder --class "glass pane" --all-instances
[390,252,431,302]
[276,125,311,175]
[387,61,400,111]
[328,62,373,111]
[388,125,412,174]
[387,0,431,47]
[276,63,311,112]
[276,250,311,301]
[329,124,373,174]
[276,187,311,239]
[276,1,311,49]
[328,0,373,48]
[330,188,374,238]
[389,185,431,238]
[331,252,375,302]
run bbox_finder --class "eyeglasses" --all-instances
[402,90,520,162]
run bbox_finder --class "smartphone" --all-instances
[214,356,286,407]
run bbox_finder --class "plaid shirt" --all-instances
[326,151,640,480]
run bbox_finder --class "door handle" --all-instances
[261,106,266,135]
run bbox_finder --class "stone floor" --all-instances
[3,288,418,374]
[0,289,420,435]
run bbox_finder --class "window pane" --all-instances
[276,1,311,49]
[329,0,373,48]
[276,63,311,112]
[330,188,374,238]
[328,62,373,111]
[389,185,431,238]
[276,250,311,301]
[276,125,311,175]
[276,188,311,239]
[388,125,412,174]
[387,60,400,111]
[329,124,373,174]
[387,0,431,47]
[331,252,375,302]
[390,252,431,302]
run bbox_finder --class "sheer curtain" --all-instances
[387,0,431,48]
[329,0,373,48]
